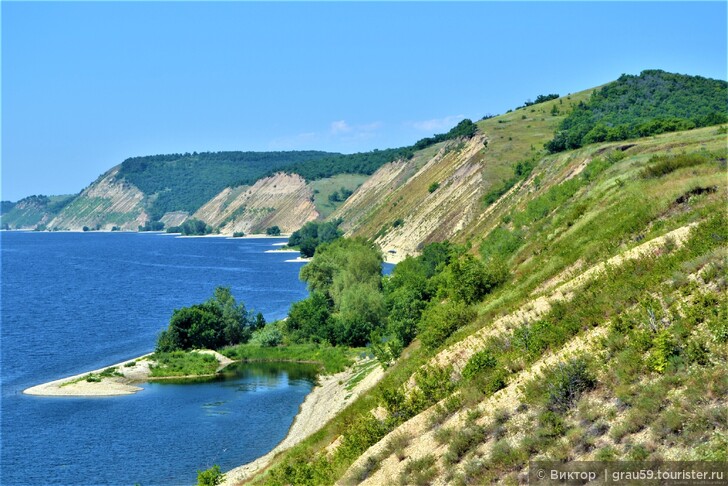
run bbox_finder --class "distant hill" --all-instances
[546,69,727,152]
[0,194,75,230]
[114,151,337,220]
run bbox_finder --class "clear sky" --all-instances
[2,1,726,201]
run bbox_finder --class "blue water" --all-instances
[0,232,316,486]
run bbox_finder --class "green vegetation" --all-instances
[546,70,727,152]
[0,194,74,229]
[265,226,281,236]
[288,238,385,346]
[197,465,224,486]
[284,147,414,181]
[139,221,165,231]
[640,151,718,178]
[220,343,357,374]
[149,351,219,378]
[156,287,265,352]
[412,119,478,151]
[309,174,368,218]
[246,118,726,484]
[166,218,213,235]
[520,93,559,108]
[116,151,335,220]
[288,219,343,257]
[428,181,440,193]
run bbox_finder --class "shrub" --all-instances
[249,323,284,347]
[428,182,440,193]
[266,226,281,236]
[445,424,485,465]
[462,349,497,380]
[640,152,712,178]
[546,359,596,412]
[418,301,475,350]
[446,255,508,304]
[197,465,223,486]
[398,454,437,486]
[156,287,259,352]
[649,330,679,373]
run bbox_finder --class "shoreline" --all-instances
[23,353,154,397]
[221,358,384,485]
[22,349,234,397]
[23,350,385,485]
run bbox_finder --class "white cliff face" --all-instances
[333,135,489,259]
[194,172,319,234]
[48,167,149,231]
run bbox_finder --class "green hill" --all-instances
[546,69,727,152]
[0,194,75,230]
[236,73,727,486]
[115,151,337,220]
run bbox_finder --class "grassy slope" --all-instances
[1,194,74,229]
[247,114,727,484]
[309,174,370,219]
[336,88,598,253]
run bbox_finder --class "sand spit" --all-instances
[285,257,311,263]
[221,359,384,485]
[22,350,236,397]
[23,354,154,397]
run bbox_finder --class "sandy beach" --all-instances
[23,354,154,396]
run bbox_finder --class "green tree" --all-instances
[197,465,224,486]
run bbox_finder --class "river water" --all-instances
[1,232,316,485]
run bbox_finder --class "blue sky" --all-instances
[2,2,726,201]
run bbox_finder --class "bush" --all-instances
[649,330,679,373]
[428,182,440,193]
[197,465,223,486]
[418,301,475,350]
[249,323,284,347]
[445,424,485,465]
[398,454,437,486]
[462,349,497,380]
[446,255,508,305]
[266,226,281,236]
[640,152,713,178]
[546,359,596,413]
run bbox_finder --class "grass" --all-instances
[345,359,379,391]
[247,111,727,486]
[149,351,219,378]
[220,343,360,374]
[309,174,369,218]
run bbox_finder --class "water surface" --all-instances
[1,232,313,485]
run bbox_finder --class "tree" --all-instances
[156,287,259,351]
[197,465,224,486]
[266,226,281,236]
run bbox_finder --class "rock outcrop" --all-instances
[194,172,319,234]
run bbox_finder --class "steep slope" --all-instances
[334,88,596,260]
[47,167,148,231]
[0,194,74,230]
[246,121,727,485]
[194,173,319,235]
